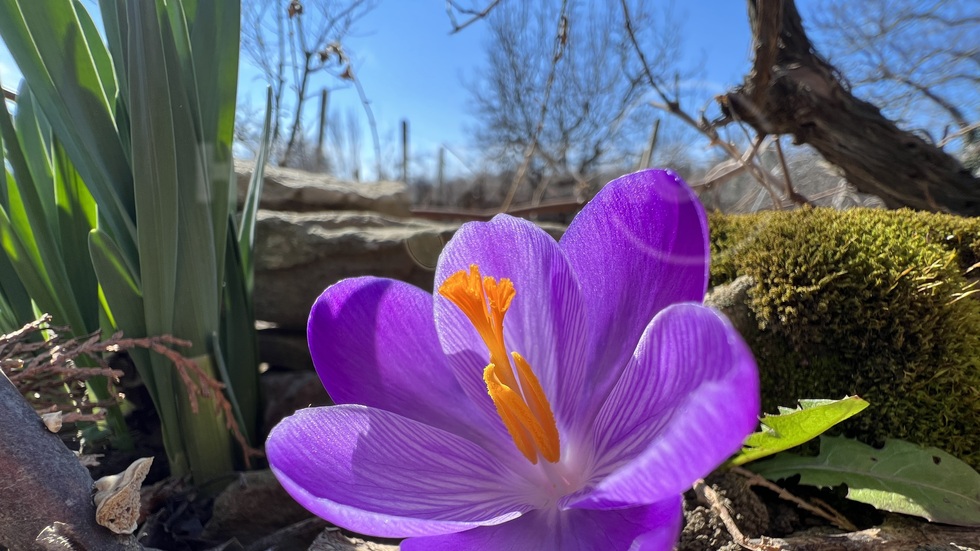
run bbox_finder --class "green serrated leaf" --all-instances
[751,436,980,527]
[727,395,869,467]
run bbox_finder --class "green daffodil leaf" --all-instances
[750,436,980,527]
[726,395,869,467]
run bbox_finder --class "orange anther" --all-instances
[440,265,560,463]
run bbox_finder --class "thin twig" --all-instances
[774,138,808,205]
[939,120,980,147]
[745,135,783,208]
[732,466,857,532]
[731,186,765,213]
[530,173,554,207]
[621,0,808,209]
[811,497,860,532]
[340,57,384,180]
[445,0,502,33]
[0,313,52,346]
[693,479,775,551]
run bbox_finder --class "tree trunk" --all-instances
[721,0,980,216]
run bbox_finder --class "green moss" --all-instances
[709,208,980,468]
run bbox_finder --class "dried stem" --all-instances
[104,335,263,466]
[0,315,263,467]
[346,65,384,180]
[732,466,857,532]
[773,138,808,205]
[693,478,778,551]
[939,121,980,148]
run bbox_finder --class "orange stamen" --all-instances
[512,352,560,462]
[439,264,560,464]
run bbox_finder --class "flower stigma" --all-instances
[439,264,560,464]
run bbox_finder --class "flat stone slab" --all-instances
[253,210,457,330]
[236,160,411,217]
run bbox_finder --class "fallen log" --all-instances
[0,372,140,550]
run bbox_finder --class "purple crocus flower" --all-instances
[266,169,760,550]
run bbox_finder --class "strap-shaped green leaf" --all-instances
[0,0,136,256]
[0,83,84,331]
[0,224,34,332]
[76,0,117,115]
[53,139,100,333]
[219,239,258,445]
[12,87,56,223]
[89,226,154,388]
[123,0,233,481]
[10,86,99,334]
[184,0,240,273]
[0,206,60,321]
[126,0,179,329]
[0,121,33,332]
[122,0,193,480]
[238,87,273,292]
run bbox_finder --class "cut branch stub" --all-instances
[93,457,154,535]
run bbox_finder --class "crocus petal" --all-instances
[308,277,498,442]
[401,495,683,551]
[559,169,710,408]
[267,405,532,538]
[434,215,590,439]
[574,303,759,509]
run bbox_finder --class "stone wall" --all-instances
[240,163,557,439]
[240,164,479,438]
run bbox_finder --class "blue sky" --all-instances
[2,1,759,179]
[310,0,755,147]
[272,1,756,177]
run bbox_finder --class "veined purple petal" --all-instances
[308,277,500,443]
[573,304,759,509]
[559,169,710,413]
[401,496,683,551]
[434,215,591,445]
[267,405,533,538]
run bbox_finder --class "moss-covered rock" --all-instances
[709,208,980,468]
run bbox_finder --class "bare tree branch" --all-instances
[464,0,679,206]
[621,0,805,209]
[807,0,979,148]
[445,0,502,33]
[721,0,980,215]
[240,0,378,169]
[500,0,568,212]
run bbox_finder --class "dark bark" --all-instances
[721,0,980,215]
[0,373,140,550]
